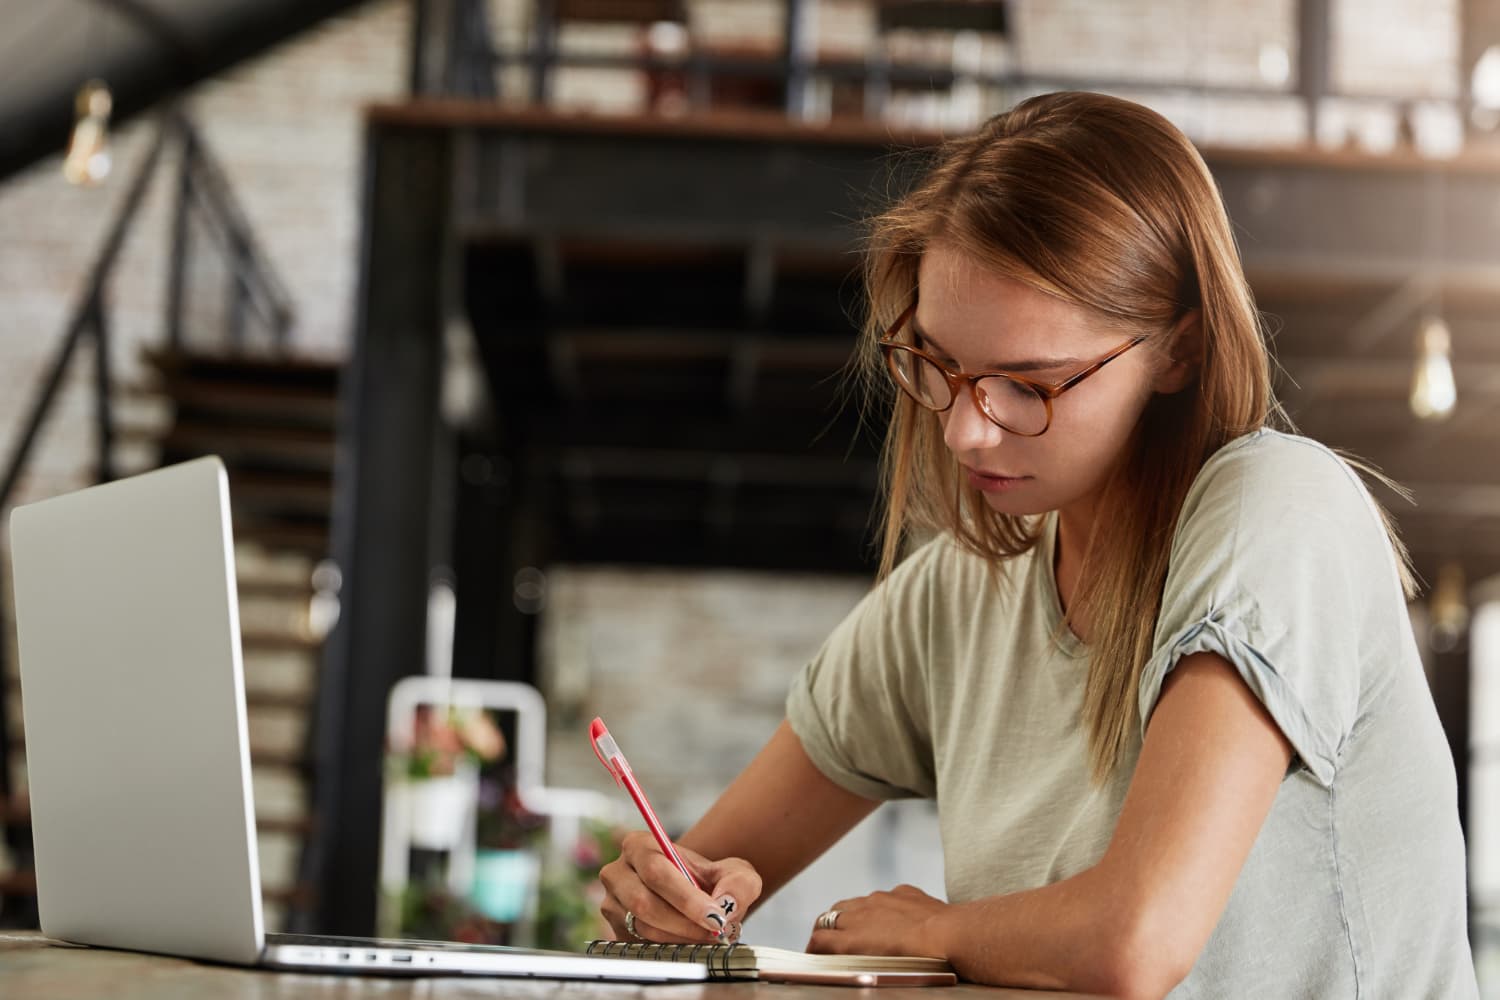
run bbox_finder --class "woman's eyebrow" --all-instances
[911,315,1083,373]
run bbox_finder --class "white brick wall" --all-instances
[1333,0,1460,99]
[1014,0,1298,91]
[536,563,948,950]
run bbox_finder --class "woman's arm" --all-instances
[598,719,878,941]
[680,719,881,903]
[811,651,1293,1000]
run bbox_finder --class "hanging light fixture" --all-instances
[1428,560,1470,653]
[1409,314,1457,421]
[62,79,113,186]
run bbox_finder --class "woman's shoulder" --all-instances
[1188,428,1377,511]
[1177,428,1395,555]
[1200,427,1360,478]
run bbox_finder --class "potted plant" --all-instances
[393,705,506,851]
[469,768,548,927]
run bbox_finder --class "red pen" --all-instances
[590,716,704,892]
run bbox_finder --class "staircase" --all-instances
[1,347,341,931]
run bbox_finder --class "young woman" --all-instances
[597,92,1478,998]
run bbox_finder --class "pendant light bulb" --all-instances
[1409,315,1457,421]
[62,80,113,186]
[1428,560,1469,653]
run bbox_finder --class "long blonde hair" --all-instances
[860,91,1410,781]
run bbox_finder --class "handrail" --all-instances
[0,121,169,512]
[175,117,296,348]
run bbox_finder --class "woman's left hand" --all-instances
[805,884,950,959]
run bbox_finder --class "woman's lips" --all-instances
[963,466,1030,493]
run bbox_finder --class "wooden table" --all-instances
[0,931,1102,998]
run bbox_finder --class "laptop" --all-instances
[7,456,703,982]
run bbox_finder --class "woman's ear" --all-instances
[1153,309,1202,394]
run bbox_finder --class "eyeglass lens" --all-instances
[888,349,1049,435]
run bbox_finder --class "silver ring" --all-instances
[624,910,644,940]
[815,908,841,931]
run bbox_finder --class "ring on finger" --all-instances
[815,908,841,931]
[625,910,646,941]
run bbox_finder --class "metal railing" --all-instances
[410,0,1476,148]
[0,109,293,925]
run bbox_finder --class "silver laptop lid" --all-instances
[10,456,265,964]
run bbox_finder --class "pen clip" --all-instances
[589,716,627,788]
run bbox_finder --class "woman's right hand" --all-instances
[599,830,763,944]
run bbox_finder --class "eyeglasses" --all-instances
[877,300,1147,437]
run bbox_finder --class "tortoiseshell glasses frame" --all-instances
[877,299,1148,437]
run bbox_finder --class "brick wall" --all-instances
[535,563,945,950]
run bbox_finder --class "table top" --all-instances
[0,931,1102,998]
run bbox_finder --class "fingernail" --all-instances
[704,895,739,936]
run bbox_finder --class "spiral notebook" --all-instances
[583,940,957,986]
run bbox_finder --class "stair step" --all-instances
[239,592,320,641]
[239,579,316,600]
[235,523,329,557]
[241,628,324,653]
[156,381,339,427]
[0,870,35,896]
[251,765,310,826]
[141,347,341,387]
[235,545,318,587]
[245,690,316,712]
[243,649,318,702]
[158,424,336,467]
[246,704,311,755]
[229,471,334,516]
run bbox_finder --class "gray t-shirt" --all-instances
[786,429,1477,998]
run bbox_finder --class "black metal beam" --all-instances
[0,0,376,183]
[86,0,202,71]
[90,303,116,485]
[310,122,453,935]
[783,0,808,117]
[1298,0,1331,138]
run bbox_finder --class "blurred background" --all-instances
[0,0,1496,990]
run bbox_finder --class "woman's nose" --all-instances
[940,384,1005,454]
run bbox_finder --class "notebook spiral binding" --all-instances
[586,939,744,978]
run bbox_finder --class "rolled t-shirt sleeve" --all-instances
[785,539,943,801]
[1138,432,1401,787]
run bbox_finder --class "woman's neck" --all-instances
[1053,500,1099,642]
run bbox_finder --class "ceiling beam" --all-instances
[83,0,200,71]
[0,0,377,182]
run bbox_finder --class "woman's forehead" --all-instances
[915,248,1118,354]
